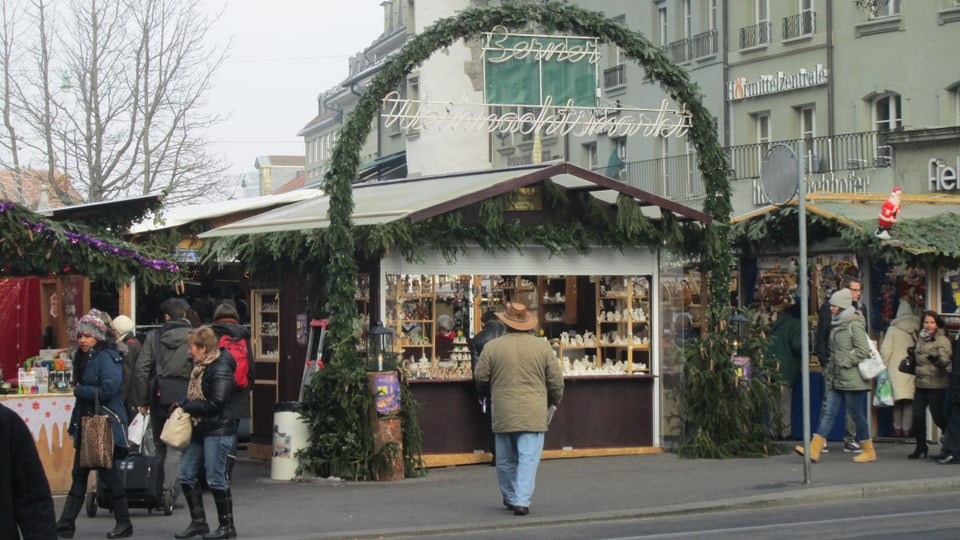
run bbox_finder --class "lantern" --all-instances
[366,321,395,371]
[730,312,750,356]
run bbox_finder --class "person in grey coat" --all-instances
[475,302,563,517]
[909,310,952,460]
[796,289,875,463]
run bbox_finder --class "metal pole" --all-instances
[798,140,812,483]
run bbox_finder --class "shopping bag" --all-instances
[160,407,192,451]
[873,369,894,407]
[127,412,147,447]
[858,339,885,380]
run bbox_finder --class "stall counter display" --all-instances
[1,394,77,493]
[250,289,279,456]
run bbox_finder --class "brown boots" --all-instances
[853,439,876,463]
[794,434,825,462]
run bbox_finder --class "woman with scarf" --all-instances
[795,289,875,463]
[56,308,132,538]
[172,327,238,539]
[908,310,952,460]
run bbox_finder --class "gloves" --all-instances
[929,354,940,364]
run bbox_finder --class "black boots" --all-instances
[225,454,236,485]
[175,483,210,539]
[907,442,928,459]
[203,489,237,539]
[56,494,84,538]
[106,495,133,538]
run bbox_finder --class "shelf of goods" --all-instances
[386,274,437,364]
[356,273,370,354]
[250,289,279,454]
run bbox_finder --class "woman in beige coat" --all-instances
[880,300,919,437]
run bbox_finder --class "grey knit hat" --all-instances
[77,308,109,341]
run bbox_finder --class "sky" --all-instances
[203,1,384,175]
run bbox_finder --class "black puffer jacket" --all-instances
[180,350,238,439]
[210,319,254,420]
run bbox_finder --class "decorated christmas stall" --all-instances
[1,198,180,492]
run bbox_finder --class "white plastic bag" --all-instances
[858,339,885,380]
[127,412,146,447]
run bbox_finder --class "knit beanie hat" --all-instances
[112,315,135,336]
[829,289,853,310]
[77,308,109,341]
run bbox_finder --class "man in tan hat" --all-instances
[474,302,564,516]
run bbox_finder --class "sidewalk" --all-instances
[58,440,960,540]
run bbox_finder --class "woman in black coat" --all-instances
[57,308,132,539]
[172,326,238,539]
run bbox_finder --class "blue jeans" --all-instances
[177,434,235,491]
[495,432,544,507]
[817,389,870,441]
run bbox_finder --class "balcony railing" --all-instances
[592,131,894,202]
[692,30,718,58]
[739,21,771,49]
[665,38,691,64]
[783,11,816,39]
[603,64,626,89]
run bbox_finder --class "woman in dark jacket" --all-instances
[173,327,238,539]
[56,308,132,539]
[210,303,254,483]
[909,310,952,460]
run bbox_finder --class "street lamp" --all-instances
[730,312,750,356]
[366,321,395,372]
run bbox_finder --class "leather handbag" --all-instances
[160,407,193,451]
[858,339,885,380]
[898,355,917,375]
[79,392,115,469]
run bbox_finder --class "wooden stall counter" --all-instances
[1,393,76,494]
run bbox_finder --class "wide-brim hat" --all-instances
[496,302,537,332]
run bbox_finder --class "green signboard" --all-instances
[483,29,599,108]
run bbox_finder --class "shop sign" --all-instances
[381,92,692,138]
[507,187,543,211]
[727,64,828,101]
[752,170,871,206]
[929,156,960,191]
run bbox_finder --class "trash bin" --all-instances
[270,401,309,481]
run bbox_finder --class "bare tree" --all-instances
[0,0,26,204]
[1,0,228,205]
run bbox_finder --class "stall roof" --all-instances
[129,189,323,234]
[41,193,162,220]
[732,191,960,256]
[199,161,711,238]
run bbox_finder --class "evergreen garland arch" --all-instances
[310,1,754,471]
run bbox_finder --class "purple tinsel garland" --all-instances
[1,200,179,273]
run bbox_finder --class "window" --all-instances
[756,0,770,30]
[870,0,901,18]
[615,137,627,162]
[585,143,598,170]
[682,0,692,40]
[872,94,902,132]
[657,2,668,47]
[799,107,815,140]
[755,113,771,145]
[710,0,718,31]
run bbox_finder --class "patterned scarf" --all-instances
[187,350,219,402]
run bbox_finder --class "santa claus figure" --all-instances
[875,187,901,240]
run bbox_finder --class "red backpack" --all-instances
[218,334,251,390]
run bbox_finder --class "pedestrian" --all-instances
[112,314,142,421]
[56,308,133,538]
[474,302,564,516]
[795,289,876,463]
[766,302,802,439]
[1,401,57,540]
[210,303,255,483]
[435,314,456,361]
[813,275,865,453]
[879,299,918,438]
[468,310,506,464]
[133,297,193,507]
[936,332,960,464]
[909,310,951,460]
[173,326,239,539]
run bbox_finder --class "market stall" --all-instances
[1,394,77,493]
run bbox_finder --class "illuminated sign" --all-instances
[728,64,828,101]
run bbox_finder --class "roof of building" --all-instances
[200,161,710,238]
[254,155,305,169]
[0,169,81,211]
[272,174,306,195]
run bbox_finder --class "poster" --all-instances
[374,372,401,417]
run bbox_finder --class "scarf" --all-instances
[187,350,220,402]
[831,306,856,325]
[919,328,933,341]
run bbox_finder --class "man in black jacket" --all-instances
[134,297,194,506]
[814,275,868,453]
[469,310,506,464]
[1,403,57,540]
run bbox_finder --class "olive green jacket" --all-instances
[825,311,871,391]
